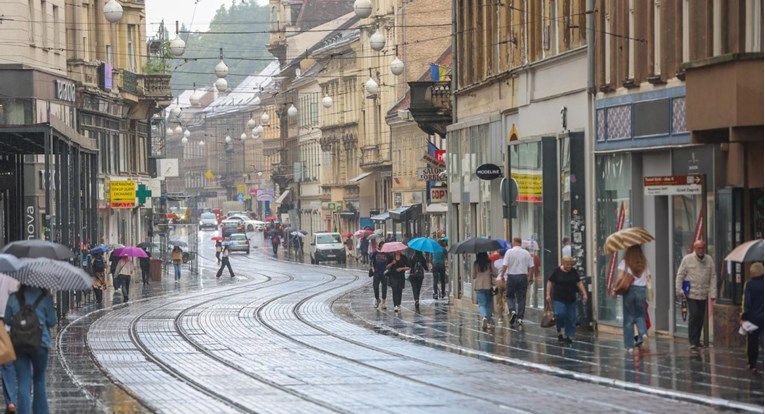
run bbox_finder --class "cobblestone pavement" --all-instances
[40,232,762,413]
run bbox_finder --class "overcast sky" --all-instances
[145,0,268,35]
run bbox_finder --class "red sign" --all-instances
[110,202,135,208]
[435,149,446,164]
[249,187,258,196]
[429,187,448,203]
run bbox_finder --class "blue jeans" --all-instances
[15,347,49,414]
[554,300,577,338]
[622,285,647,348]
[1,359,16,407]
[173,263,181,280]
[475,289,493,319]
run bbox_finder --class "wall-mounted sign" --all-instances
[435,149,446,165]
[55,79,76,102]
[511,172,542,203]
[110,180,136,208]
[475,163,502,180]
[643,175,703,196]
[417,167,445,181]
[256,189,274,201]
[429,187,448,203]
[422,153,445,168]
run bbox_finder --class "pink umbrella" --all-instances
[354,229,372,237]
[379,241,408,253]
[113,246,149,258]
[211,233,224,241]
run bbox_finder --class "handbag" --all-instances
[0,321,16,365]
[540,302,557,328]
[368,268,374,277]
[613,273,634,295]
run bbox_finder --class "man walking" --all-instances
[430,239,448,299]
[675,240,717,350]
[499,237,534,328]
[216,245,235,278]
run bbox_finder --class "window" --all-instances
[40,1,47,48]
[28,0,35,43]
[106,45,113,65]
[653,0,661,75]
[127,25,136,72]
[52,5,60,50]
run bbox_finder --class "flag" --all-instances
[430,64,450,81]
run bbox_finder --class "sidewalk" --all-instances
[338,272,764,412]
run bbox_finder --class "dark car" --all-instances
[220,220,244,237]
[227,233,250,254]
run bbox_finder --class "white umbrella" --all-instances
[7,258,92,291]
[290,231,305,238]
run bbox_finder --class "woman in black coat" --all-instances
[386,250,410,313]
[409,251,428,309]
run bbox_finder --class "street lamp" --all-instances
[199,140,205,146]
[225,135,232,144]
[370,28,386,51]
[103,0,123,23]
[240,132,247,141]
[215,48,229,79]
[252,125,263,138]
[174,125,183,136]
[260,112,270,125]
[183,129,191,139]
[247,116,257,129]
[322,95,333,108]
[181,137,188,144]
[390,56,405,76]
[215,78,228,93]
[169,21,186,57]
[287,104,298,117]
[353,0,373,18]
[365,77,379,96]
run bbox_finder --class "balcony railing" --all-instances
[360,145,381,167]
[408,80,452,138]
[140,74,172,99]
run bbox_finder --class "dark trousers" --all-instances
[373,273,387,300]
[747,321,762,369]
[389,276,404,307]
[216,257,234,278]
[505,274,528,319]
[432,264,446,296]
[215,251,221,264]
[409,275,423,303]
[687,298,707,346]
[118,275,131,300]
[141,267,150,285]
[93,287,103,304]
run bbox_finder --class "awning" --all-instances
[349,171,373,183]
[275,189,291,205]
[426,203,448,214]
[370,212,390,222]
[389,204,421,221]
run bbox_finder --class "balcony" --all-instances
[407,81,452,138]
[360,145,382,168]
[140,74,172,101]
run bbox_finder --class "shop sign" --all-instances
[643,175,703,196]
[417,167,445,181]
[475,163,503,180]
[249,187,259,196]
[55,80,76,102]
[236,183,246,194]
[256,189,274,201]
[24,201,36,240]
[327,202,337,211]
[110,180,136,208]
[511,172,542,203]
[422,153,445,168]
[435,149,446,165]
[429,187,448,203]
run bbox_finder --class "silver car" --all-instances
[227,233,250,254]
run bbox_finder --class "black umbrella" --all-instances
[449,237,503,254]
[137,242,153,249]
[0,239,75,260]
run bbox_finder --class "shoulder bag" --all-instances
[540,302,557,328]
[613,272,634,295]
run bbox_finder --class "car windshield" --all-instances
[201,213,216,219]
[317,234,342,244]
[230,234,247,241]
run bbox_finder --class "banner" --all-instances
[606,202,626,291]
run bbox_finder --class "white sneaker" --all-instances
[374,298,380,309]
[481,317,488,330]
[394,305,400,312]
[381,300,387,309]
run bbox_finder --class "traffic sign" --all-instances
[644,175,703,196]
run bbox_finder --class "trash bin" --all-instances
[150,258,162,281]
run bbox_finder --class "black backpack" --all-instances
[92,256,105,272]
[10,292,45,355]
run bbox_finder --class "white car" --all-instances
[226,215,265,232]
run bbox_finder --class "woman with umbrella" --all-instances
[383,242,410,313]
[614,245,651,353]
[90,252,107,304]
[5,284,56,414]
[171,246,183,281]
[473,252,497,329]
[114,255,136,302]
[370,241,389,310]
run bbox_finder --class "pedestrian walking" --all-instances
[430,239,448,299]
[386,249,410,313]
[359,236,369,264]
[370,241,389,309]
[546,256,588,344]
[473,252,497,330]
[215,240,222,264]
[491,251,506,322]
[499,237,534,328]
[741,262,763,373]
[114,256,135,301]
[216,245,235,278]
[409,251,428,309]
[615,245,651,353]
[5,285,56,414]
[344,237,354,263]
[675,240,717,350]
[139,248,151,286]
[0,276,19,414]
[90,252,107,304]
[108,250,120,293]
[271,232,280,257]
[171,246,183,281]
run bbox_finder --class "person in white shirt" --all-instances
[614,245,651,353]
[562,237,572,258]
[499,237,534,327]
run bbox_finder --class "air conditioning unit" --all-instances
[397,110,412,121]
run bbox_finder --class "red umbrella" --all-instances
[211,234,224,241]
[341,232,352,239]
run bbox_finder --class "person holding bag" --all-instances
[546,256,588,344]
[114,256,135,302]
[386,249,410,313]
[473,252,496,330]
[614,245,651,353]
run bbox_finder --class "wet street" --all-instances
[45,231,762,413]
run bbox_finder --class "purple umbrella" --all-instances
[113,246,149,258]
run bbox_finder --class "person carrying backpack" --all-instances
[91,252,107,304]
[409,251,428,310]
[0,276,19,414]
[4,285,56,414]
[271,233,280,256]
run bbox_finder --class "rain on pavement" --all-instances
[44,229,762,413]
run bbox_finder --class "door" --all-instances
[670,193,704,335]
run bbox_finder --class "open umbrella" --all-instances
[89,245,109,255]
[0,254,25,273]
[725,239,763,263]
[604,227,654,254]
[0,240,75,260]
[113,246,149,258]
[354,229,372,237]
[211,232,224,241]
[379,241,408,253]
[7,258,92,290]
[449,237,503,254]
[168,240,188,247]
[341,232,353,239]
[137,242,153,249]
[407,237,445,254]
[290,231,305,238]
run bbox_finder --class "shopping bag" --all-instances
[0,321,16,365]
[645,302,651,330]
[540,303,557,328]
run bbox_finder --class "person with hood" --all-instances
[741,262,763,373]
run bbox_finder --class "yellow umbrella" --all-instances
[604,227,655,254]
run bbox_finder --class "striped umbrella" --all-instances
[0,240,75,260]
[6,258,93,291]
[603,227,655,254]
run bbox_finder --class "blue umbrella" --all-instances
[407,237,445,253]
[497,239,510,250]
[89,245,108,255]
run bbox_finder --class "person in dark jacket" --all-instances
[409,251,428,309]
[741,262,763,373]
[386,249,410,313]
[139,249,151,286]
[370,241,388,309]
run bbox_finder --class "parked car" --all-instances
[226,215,265,232]
[309,232,345,264]
[220,220,244,237]
[199,212,218,230]
[226,233,250,254]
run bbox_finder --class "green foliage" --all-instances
[168,1,273,95]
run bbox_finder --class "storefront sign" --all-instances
[55,80,76,102]
[249,187,259,196]
[475,163,502,180]
[429,187,448,203]
[256,189,274,201]
[110,180,136,208]
[236,183,246,194]
[417,167,445,181]
[422,153,445,168]
[24,201,36,240]
[511,173,542,203]
[435,149,446,165]
[643,175,703,196]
